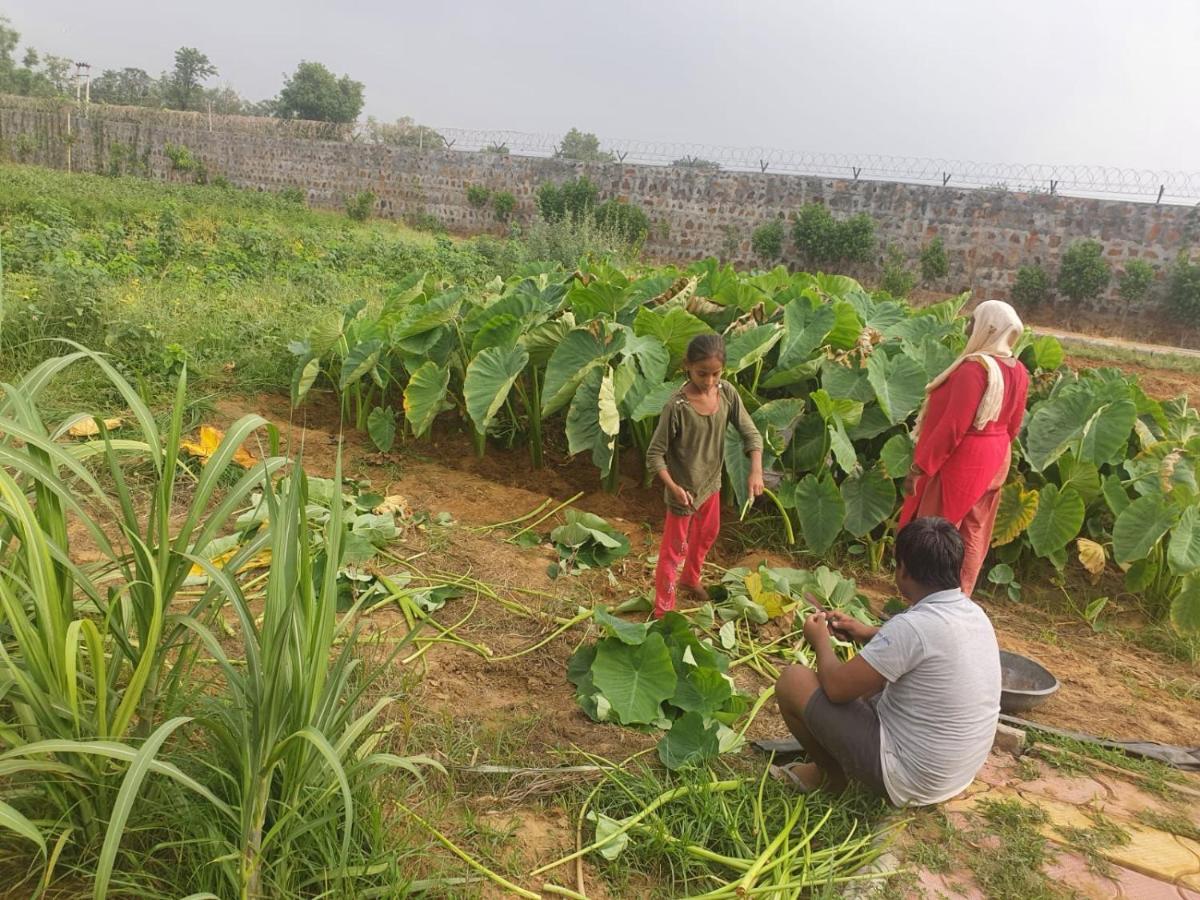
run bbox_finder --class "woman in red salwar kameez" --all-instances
[899,300,1029,596]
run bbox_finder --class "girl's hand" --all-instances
[671,485,695,509]
[903,465,922,497]
[747,471,765,499]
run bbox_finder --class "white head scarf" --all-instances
[913,300,1024,439]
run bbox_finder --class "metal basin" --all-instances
[999,650,1059,714]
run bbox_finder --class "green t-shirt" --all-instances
[645,380,763,515]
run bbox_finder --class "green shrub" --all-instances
[466,184,492,208]
[791,203,835,261]
[537,177,599,224]
[594,198,649,243]
[1167,255,1200,317]
[790,203,876,266]
[345,190,376,222]
[1012,265,1051,306]
[518,216,637,269]
[278,186,306,205]
[405,211,445,233]
[751,219,785,262]
[920,236,949,282]
[1118,259,1155,303]
[879,246,916,297]
[1057,239,1111,303]
[492,191,516,222]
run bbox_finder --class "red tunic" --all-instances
[900,358,1029,528]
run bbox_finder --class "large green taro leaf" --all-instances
[786,414,830,474]
[566,366,619,475]
[402,361,451,438]
[724,324,783,374]
[1113,493,1179,565]
[1171,575,1200,634]
[671,667,734,715]
[658,711,722,770]
[840,466,896,537]
[1080,398,1137,465]
[391,289,464,341]
[1168,504,1200,575]
[591,632,677,725]
[794,474,846,555]
[338,339,383,390]
[879,433,914,480]
[629,379,684,421]
[470,313,523,355]
[1027,484,1085,559]
[464,344,530,433]
[542,327,619,417]
[366,405,397,453]
[1024,382,1103,473]
[867,351,928,425]
[633,306,712,364]
[779,301,836,368]
[826,301,864,350]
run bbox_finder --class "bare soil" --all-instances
[216,392,1200,755]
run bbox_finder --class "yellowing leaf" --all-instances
[744,572,786,619]
[188,548,272,578]
[179,425,258,468]
[1076,538,1107,583]
[67,416,123,438]
[992,483,1039,547]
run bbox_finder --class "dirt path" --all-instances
[1035,327,1200,361]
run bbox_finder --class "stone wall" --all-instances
[3,97,1197,310]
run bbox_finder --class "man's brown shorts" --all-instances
[802,688,888,799]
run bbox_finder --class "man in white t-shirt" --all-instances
[773,517,1001,806]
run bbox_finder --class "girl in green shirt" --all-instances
[646,334,764,617]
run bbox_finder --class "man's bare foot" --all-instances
[679,582,711,603]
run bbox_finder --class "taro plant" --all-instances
[568,609,749,770]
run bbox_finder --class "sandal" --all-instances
[769,762,823,793]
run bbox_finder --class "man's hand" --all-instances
[802,611,831,646]
[670,484,695,510]
[825,611,878,643]
[747,470,765,499]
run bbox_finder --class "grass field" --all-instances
[1,164,1198,899]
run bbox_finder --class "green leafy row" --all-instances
[291,258,1200,631]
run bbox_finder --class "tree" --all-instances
[555,128,615,163]
[1057,239,1111,303]
[164,47,217,110]
[363,116,443,148]
[276,61,364,123]
[91,67,158,106]
[1117,259,1154,303]
[751,219,785,262]
[919,237,949,282]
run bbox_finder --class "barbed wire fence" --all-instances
[6,96,1197,205]
[430,127,1200,206]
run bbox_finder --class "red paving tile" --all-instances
[1044,852,1121,898]
[1109,864,1186,898]
[913,869,984,899]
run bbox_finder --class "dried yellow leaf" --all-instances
[373,495,411,519]
[179,425,258,468]
[1076,538,1107,583]
[67,416,123,438]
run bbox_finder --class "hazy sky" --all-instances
[9,0,1200,172]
